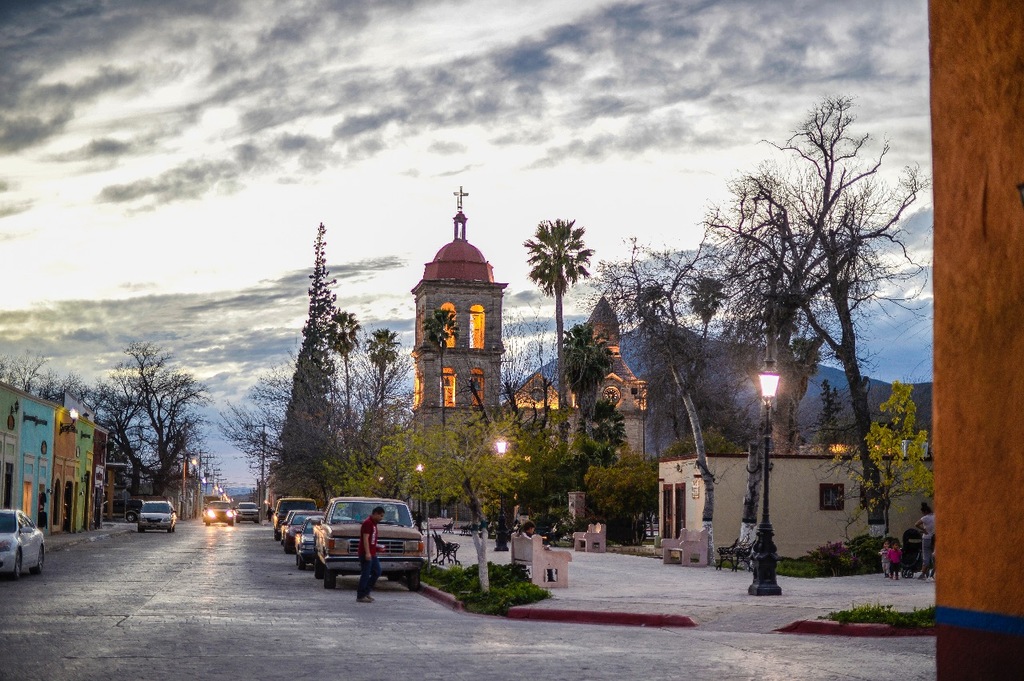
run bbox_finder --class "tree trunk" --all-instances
[739,441,761,544]
[554,292,567,440]
[464,478,490,592]
[835,333,884,536]
[682,392,715,560]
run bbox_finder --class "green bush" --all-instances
[421,562,550,616]
[824,603,935,628]
[807,540,861,577]
[846,534,885,573]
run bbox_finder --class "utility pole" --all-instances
[260,425,267,515]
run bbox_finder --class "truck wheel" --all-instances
[406,569,421,592]
[126,512,138,523]
[323,568,337,589]
[314,558,325,579]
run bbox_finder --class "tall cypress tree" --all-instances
[278,223,338,500]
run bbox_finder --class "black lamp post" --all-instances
[749,365,782,596]
[494,439,510,552]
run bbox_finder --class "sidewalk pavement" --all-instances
[45,521,136,552]
[423,532,936,635]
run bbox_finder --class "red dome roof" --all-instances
[423,239,494,282]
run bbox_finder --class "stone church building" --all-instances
[409,191,646,457]
[410,195,506,426]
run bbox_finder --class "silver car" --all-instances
[137,501,177,533]
[0,509,44,579]
[234,501,261,523]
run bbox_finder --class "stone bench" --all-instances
[573,522,607,553]
[662,528,709,567]
[511,534,572,588]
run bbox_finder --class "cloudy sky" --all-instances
[1,0,933,486]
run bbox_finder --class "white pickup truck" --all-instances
[313,497,427,591]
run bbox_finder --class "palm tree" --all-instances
[423,307,458,428]
[329,310,361,427]
[524,219,594,418]
[366,328,401,411]
[562,322,612,434]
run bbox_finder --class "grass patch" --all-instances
[823,603,935,628]
[421,562,551,616]
[776,557,825,578]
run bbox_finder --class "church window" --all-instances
[441,303,457,348]
[470,305,485,349]
[470,368,485,406]
[442,368,456,407]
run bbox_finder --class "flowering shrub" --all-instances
[807,540,861,577]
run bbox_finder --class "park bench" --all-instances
[715,538,753,571]
[432,532,460,565]
[511,534,572,588]
[441,520,455,534]
[662,528,709,567]
[573,523,607,553]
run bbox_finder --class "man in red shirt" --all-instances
[357,506,385,603]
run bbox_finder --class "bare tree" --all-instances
[599,241,730,556]
[94,342,210,496]
[704,96,925,536]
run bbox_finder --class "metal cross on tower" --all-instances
[453,185,469,211]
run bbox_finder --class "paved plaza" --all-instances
[428,531,936,633]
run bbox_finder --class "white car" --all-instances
[137,501,177,533]
[0,509,45,579]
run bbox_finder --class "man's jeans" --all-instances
[358,556,381,598]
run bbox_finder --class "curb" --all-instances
[508,606,697,628]
[777,620,936,637]
[48,525,135,552]
[421,585,465,612]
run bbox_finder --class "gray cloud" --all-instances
[3,1,928,210]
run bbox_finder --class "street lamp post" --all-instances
[494,439,510,552]
[749,365,782,596]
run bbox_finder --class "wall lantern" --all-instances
[59,409,79,435]
[10,400,19,415]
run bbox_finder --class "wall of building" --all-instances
[411,278,505,422]
[930,2,1024,677]
[660,454,930,557]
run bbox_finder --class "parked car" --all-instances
[234,502,261,524]
[0,509,45,579]
[204,500,235,526]
[137,501,177,533]
[124,499,144,523]
[272,497,318,540]
[282,511,324,554]
[294,516,322,570]
[313,497,426,591]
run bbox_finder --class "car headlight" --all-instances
[0,539,13,551]
[405,540,421,553]
[206,509,215,518]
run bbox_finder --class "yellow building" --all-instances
[660,453,931,557]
